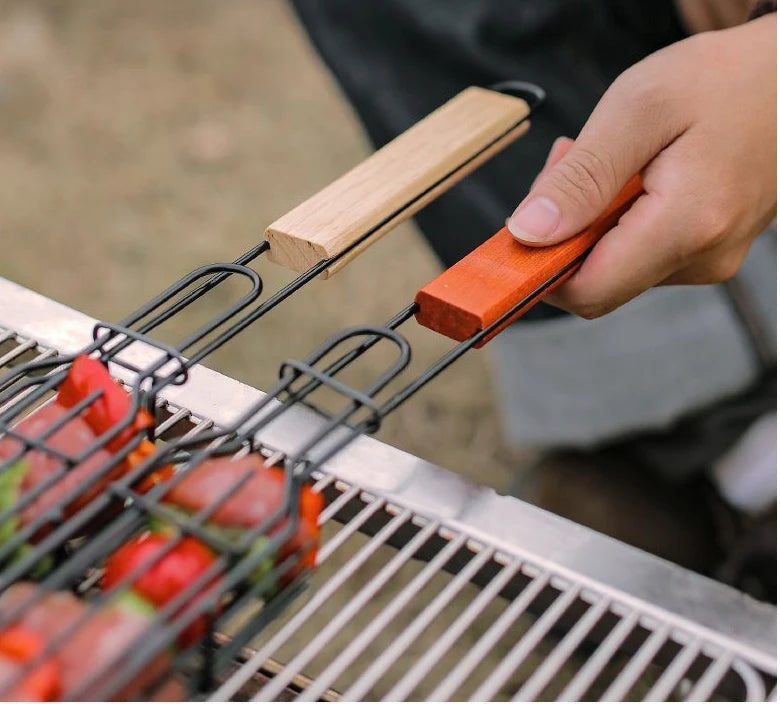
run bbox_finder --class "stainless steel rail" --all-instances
[0,276,776,701]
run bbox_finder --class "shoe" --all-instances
[712,502,777,603]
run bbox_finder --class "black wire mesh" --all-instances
[0,82,546,700]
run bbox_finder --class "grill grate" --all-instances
[0,306,776,701]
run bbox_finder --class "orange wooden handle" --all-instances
[414,175,643,347]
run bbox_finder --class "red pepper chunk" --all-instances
[128,439,176,494]
[102,534,218,647]
[280,473,323,577]
[58,355,154,452]
[0,626,61,701]
[57,356,172,493]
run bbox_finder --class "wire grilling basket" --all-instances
[0,82,557,700]
[2,65,747,698]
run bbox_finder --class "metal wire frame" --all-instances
[104,254,595,696]
[0,221,583,700]
[0,315,412,697]
[0,81,549,698]
[0,77,545,544]
[0,333,775,702]
[0,79,546,406]
[171,246,588,468]
[0,79,545,559]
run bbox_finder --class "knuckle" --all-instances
[675,181,739,254]
[548,149,614,209]
[611,65,666,115]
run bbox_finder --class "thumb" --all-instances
[507,80,677,245]
[530,136,574,189]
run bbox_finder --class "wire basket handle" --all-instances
[265,84,540,278]
[414,174,644,346]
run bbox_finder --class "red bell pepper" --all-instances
[57,355,173,491]
[102,533,219,648]
[127,439,176,494]
[57,355,154,452]
[0,625,61,701]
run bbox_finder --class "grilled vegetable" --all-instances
[55,356,173,489]
[57,355,154,451]
[0,403,118,546]
[0,583,173,701]
[0,357,172,557]
[161,455,323,580]
[99,456,323,652]
[102,533,218,647]
[0,625,61,701]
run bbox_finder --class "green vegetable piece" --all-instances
[13,543,54,579]
[0,461,54,578]
[0,460,26,546]
[113,588,157,618]
[147,505,278,594]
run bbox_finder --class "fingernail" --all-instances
[506,196,561,243]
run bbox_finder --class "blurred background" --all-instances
[0,0,532,490]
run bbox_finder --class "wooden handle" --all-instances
[265,87,531,277]
[414,175,644,347]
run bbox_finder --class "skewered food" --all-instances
[103,532,219,647]
[0,356,172,553]
[49,356,171,490]
[161,455,322,580]
[101,454,324,652]
[0,582,175,701]
[0,403,117,544]
[57,355,154,452]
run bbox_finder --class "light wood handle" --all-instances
[414,175,644,347]
[265,87,531,277]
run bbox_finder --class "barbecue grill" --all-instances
[0,81,776,702]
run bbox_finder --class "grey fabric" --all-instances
[489,231,777,448]
[727,225,778,360]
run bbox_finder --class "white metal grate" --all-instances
[0,280,776,701]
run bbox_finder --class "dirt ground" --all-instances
[0,0,531,490]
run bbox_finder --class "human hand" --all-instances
[506,14,776,319]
